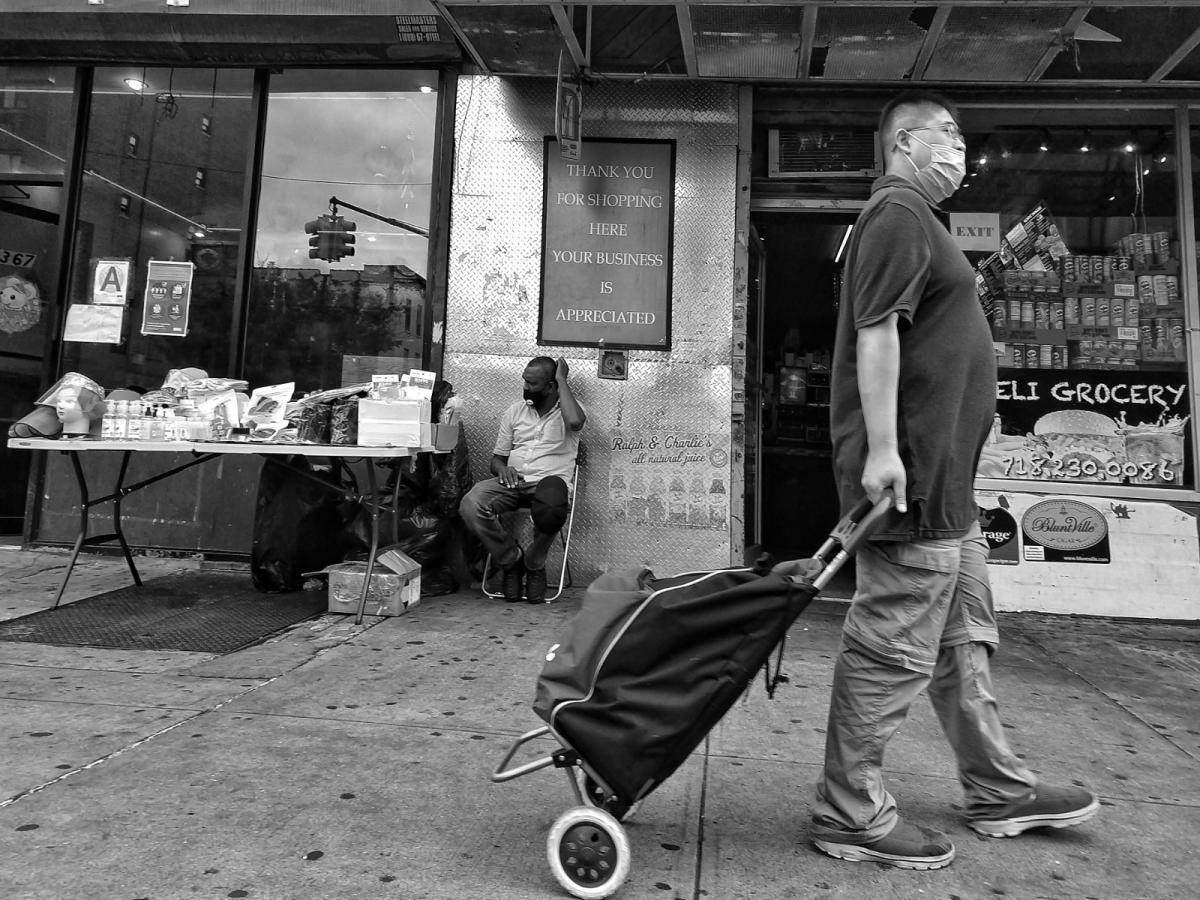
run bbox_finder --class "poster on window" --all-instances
[140,259,194,337]
[977,369,1191,488]
[607,429,730,529]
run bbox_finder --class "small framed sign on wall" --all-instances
[539,137,675,350]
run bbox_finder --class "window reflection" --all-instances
[245,69,437,392]
[0,65,75,533]
[0,65,74,177]
[954,110,1192,490]
[62,67,254,392]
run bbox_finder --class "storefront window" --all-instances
[0,64,76,532]
[244,69,438,392]
[61,67,255,392]
[957,109,1192,491]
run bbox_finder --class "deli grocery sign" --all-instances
[539,138,675,349]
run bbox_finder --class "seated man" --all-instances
[459,355,586,603]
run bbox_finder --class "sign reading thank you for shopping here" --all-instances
[540,138,675,349]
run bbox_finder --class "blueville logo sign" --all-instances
[1021,499,1111,564]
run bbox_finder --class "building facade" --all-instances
[2,2,1199,618]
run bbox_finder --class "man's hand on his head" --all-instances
[555,357,569,382]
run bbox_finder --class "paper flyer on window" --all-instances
[63,303,123,344]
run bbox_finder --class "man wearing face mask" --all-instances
[459,355,586,603]
[775,91,1098,869]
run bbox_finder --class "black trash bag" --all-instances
[430,378,455,426]
[252,456,347,592]
[341,478,422,551]
[341,432,478,596]
[348,508,456,596]
[427,429,475,518]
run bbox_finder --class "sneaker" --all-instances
[501,551,525,603]
[525,567,548,604]
[813,819,955,870]
[968,785,1099,838]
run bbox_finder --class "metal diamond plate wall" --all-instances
[444,76,741,580]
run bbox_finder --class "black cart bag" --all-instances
[530,495,891,809]
[532,565,809,804]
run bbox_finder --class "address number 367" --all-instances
[0,249,37,267]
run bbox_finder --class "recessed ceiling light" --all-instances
[124,77,147,92]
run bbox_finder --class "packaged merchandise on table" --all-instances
[330,398,359,445]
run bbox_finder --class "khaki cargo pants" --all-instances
[809,521,1037,844]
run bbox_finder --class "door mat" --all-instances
[0,572,326,654]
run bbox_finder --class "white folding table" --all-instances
[7,437,431,624]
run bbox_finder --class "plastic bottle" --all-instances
[147,406,165,442]
[125,401,143,441]
[193,412,212,442]
[111,403,127,441]
[137,403,153,442]
[162,409,178,441]
[100,402,116,440]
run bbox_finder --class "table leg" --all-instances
[354,460,381,625]
[51,451,92,609]
[111,450,143,588]
[51,449,142,609]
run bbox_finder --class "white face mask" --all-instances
[900,131,966,203]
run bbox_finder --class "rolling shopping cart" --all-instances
[492,495,892,899]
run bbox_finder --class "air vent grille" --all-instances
[768,128,881,178]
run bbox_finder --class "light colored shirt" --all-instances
[494,400,582,484]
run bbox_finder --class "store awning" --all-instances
[0,0,462,66]
[434,1,1200,87]
[3,1,1200,88]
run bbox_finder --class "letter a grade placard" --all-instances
[92,259,131,306]
[540,138,674,349]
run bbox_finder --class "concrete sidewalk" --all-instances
[0,544,1197,900]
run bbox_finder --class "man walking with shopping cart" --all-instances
[791,90,1099,869]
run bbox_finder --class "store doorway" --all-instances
[746,209,858,574]
[0,198,59,536]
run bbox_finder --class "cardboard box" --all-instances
[432,423,460,451]
[319,561,421,617]
[357,398,427,447]
[358,421,423,447]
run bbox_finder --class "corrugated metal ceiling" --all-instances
[4,0,1200,87]
[435,2,1200,86]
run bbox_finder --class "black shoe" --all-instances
[813,818,955,870]
[501,552,525,602]
[525,567,548,604]
[968,785,1100,838]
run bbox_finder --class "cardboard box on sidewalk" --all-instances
[310,557,421,617]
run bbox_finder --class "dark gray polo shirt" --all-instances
[830,175,996,540]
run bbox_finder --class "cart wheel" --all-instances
[547,806,631,899]
[579,773,642,823]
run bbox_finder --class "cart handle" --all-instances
[491,726,558,783]
[834,490,895,557]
